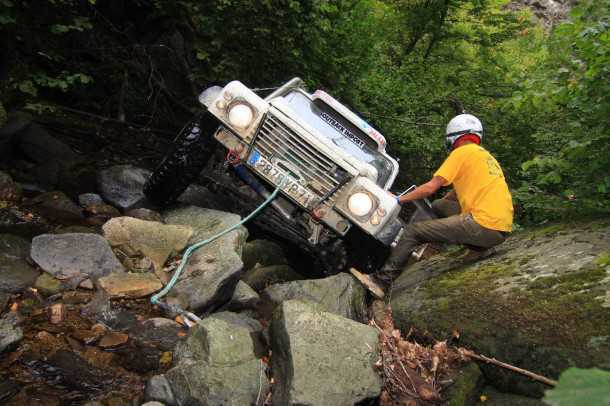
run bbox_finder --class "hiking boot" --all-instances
[460,246,497,263]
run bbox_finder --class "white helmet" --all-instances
[445,114,483,150]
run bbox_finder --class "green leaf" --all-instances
[17,80,37,96]
[50,24,70,34]
[544,368,610,406]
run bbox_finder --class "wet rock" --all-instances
[116,342,165,373]
[54,225,98,234]
[62,291,92,304]
[27,191,84,224]
[145,374,177,406]
[242,239,288,271]
[124,208,163,223]
[78,193,104,207]
[102,216,192,272]
[270,300,381,405]
[0,316,23,353]
[0,255,38,294]
[163,206,248,312]
[0,103,5,127]
[0,172,22,203]
[25,161,61,190]
[97,165,151,211]
[242,264,303,292]
[34,273,67,296]
[18,123,80,164]
[57,163,98,197]
[98,272,162,299]
[167,316,268,406]
[130,317,183,352]
[0,207,50,239]
[98,331,129,348]
[83,203,121,226]
[262,273,367,321]
[31,233,124,283]
[391,221,610,397]
[0,375,21,404]
[99,309,138,331]
[47,349,111,391]
[228,281,260,311]
[0,234,30,259]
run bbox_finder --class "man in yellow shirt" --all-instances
[379,114,513,281]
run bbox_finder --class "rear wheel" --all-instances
[144,113,219,207]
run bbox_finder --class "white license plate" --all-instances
[247,150,316,208]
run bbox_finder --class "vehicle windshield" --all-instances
[281,90,394,187]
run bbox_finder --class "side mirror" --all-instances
[198,86,223,108]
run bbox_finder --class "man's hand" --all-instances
[397,176,446,204]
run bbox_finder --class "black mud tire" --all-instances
[144,113,218,207]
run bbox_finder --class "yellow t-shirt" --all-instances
[434,143,513,232]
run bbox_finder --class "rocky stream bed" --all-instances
[0,110,609,405]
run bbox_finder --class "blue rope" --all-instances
[151,183,283,308]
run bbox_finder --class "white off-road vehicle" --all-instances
[144,78,407,273]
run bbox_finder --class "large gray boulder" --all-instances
[102,216,192,273]
[228,281,260,311]
[163,206,247,312]
[0,316,23,353]
[31,233,124,283]
[0,234,38,293]
[166,316,268,406]
[391,220,610,397]
[270,300,381,405]
[262,273,367,321]
[97,165,151,211]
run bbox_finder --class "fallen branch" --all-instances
[458,348,558,387]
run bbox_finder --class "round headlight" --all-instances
[227,103,254,129]
[348,192,373,217]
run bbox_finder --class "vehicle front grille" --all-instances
[254,113,349,205]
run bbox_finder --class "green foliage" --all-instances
[543,368,610,406]
[0,0,607,225]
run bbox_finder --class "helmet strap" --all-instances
[448,133,481,151]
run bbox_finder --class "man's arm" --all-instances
[397,176,447,204]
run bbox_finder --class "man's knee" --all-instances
[431,199,460,218]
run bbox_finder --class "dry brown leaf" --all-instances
[452,328,460,340]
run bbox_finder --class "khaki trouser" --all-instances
[383,198,507,272]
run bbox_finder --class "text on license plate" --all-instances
[247,150,316,208]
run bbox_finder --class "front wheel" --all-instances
[144,113,218,207]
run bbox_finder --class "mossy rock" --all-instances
[391,221,610,397]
